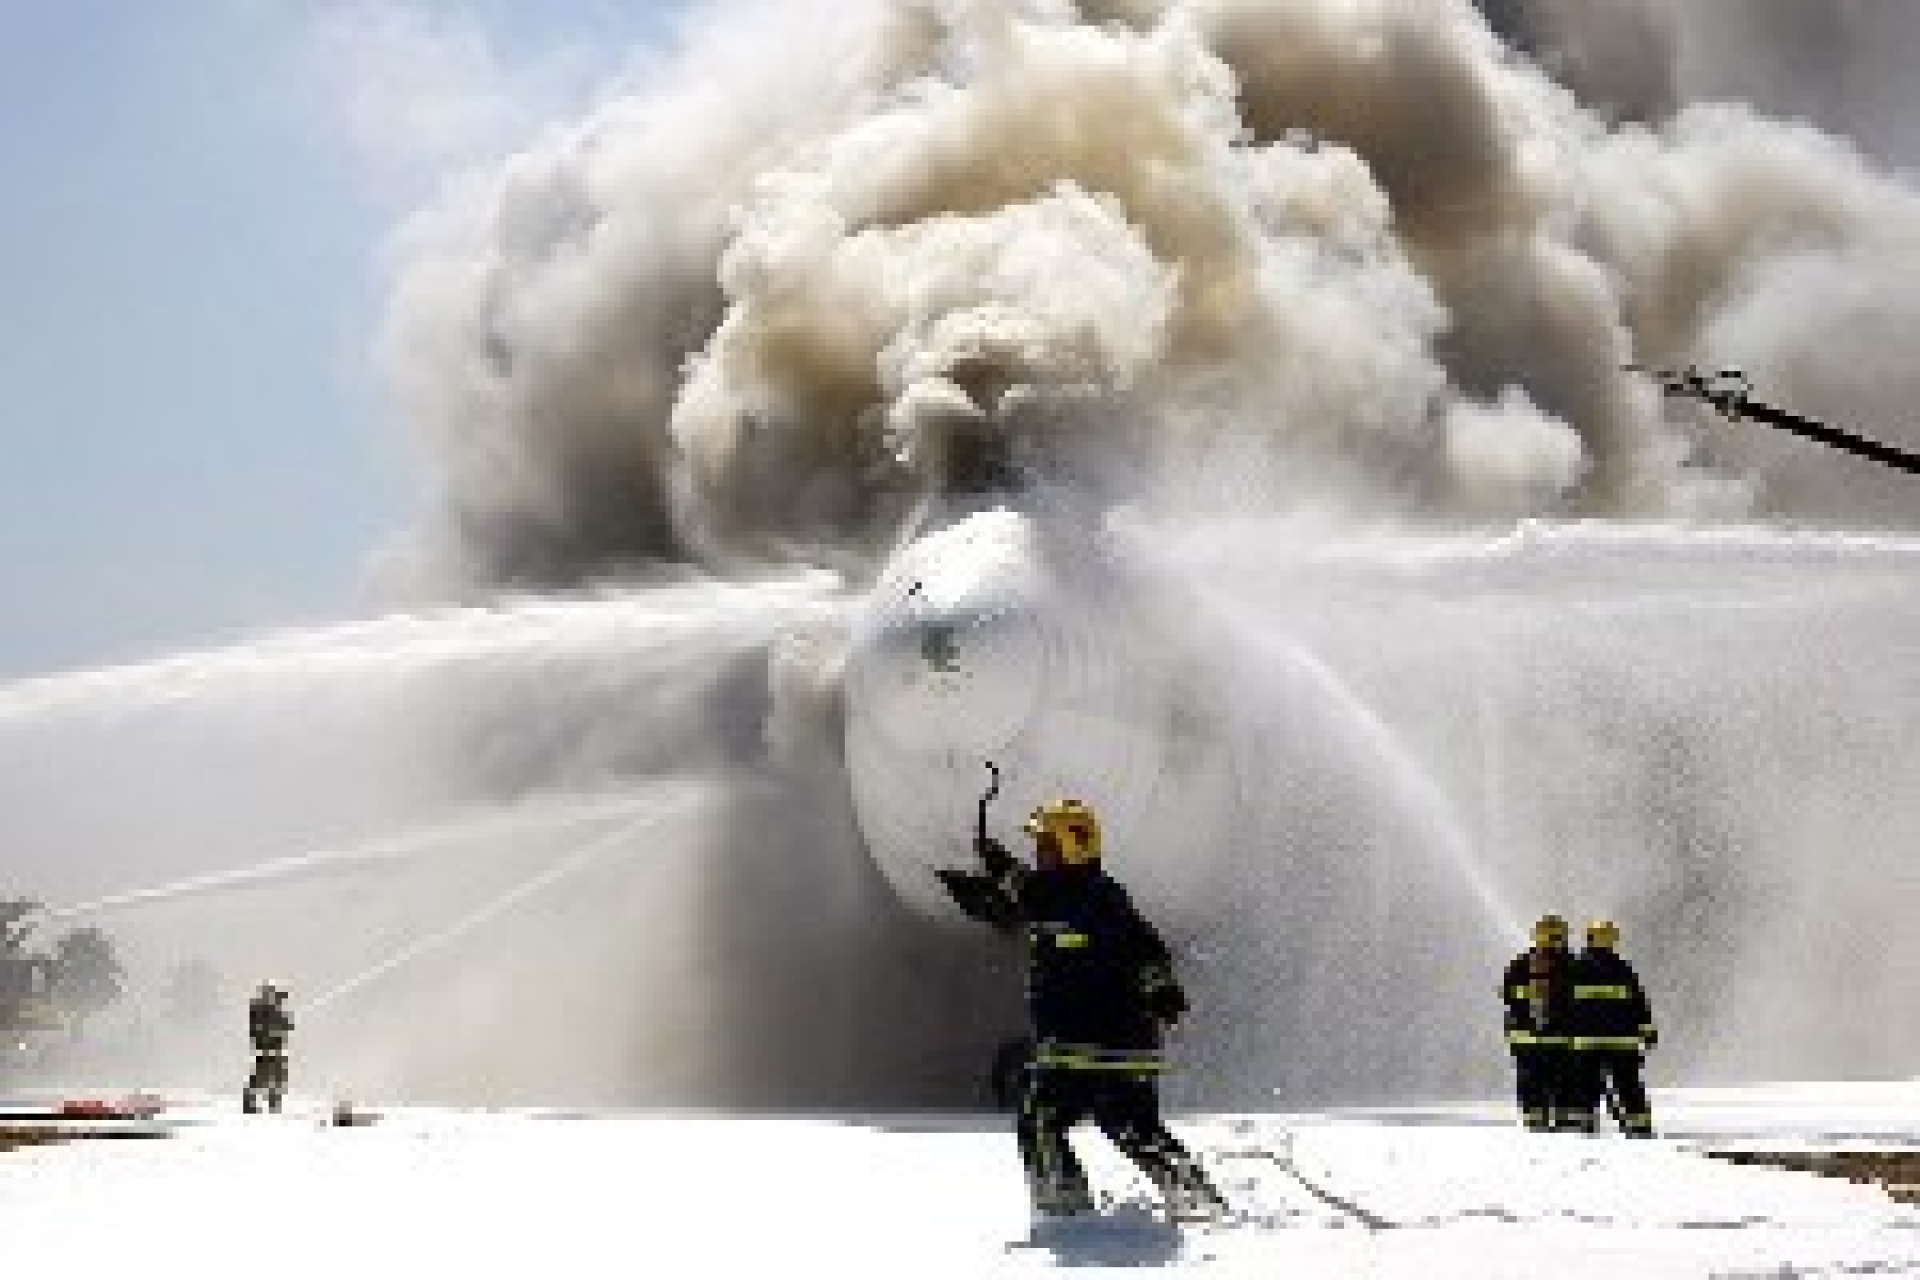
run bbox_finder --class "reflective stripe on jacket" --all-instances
[1568,948,1655,1051]
[1501,947,1575,1049]
[1032,1041,1165,1073]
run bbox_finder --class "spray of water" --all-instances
[10,0,1920,1106]
[301,789,709,1018]
[38,788,654,927]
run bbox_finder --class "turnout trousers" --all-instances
[1511,1045,1577,1131]
[1568,1049,1655,1136]
[1015,1059,1222,1216]
[244,1050,288,1114]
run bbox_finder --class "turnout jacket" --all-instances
[1569,948,1656,1052]
[249,996,293,1055]
[1501,946,1577,1049]
[938,837,1187,1057]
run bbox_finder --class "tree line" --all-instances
[0,899,125,1041]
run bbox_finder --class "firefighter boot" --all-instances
[1029,1166,1095,1218]
[1555,1107,1599,1135]
[1154,1161,1229,1222]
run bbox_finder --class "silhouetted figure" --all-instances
[1502,915,1578,1131]
[1566,919,1658,1137]
[243,982,293,1114]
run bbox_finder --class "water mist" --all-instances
[8,0,1920,1108]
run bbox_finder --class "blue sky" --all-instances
[0,1,682,679]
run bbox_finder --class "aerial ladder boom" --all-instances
[1628,364,1920,477]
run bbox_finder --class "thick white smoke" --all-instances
[383,0,1920,597]
[13,0,1920,1110]
[368,0,1920,1105]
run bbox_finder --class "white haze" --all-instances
[5,0,1919,1108]
[383,0,1920,592]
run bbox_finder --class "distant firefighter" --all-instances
[1567,920,1658,1137]
[243,981,293,1115]
[1501,915,1578,1131]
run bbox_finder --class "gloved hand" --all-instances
[935,867,977,907]
[1642,1028,1659,1051]
[935,868,1017,929]
[1144,980,1189,1027]
[973,834,1017,876]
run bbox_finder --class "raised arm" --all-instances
[936,834,1028,932]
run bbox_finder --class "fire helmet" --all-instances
[1024,800,1101,865]
[1585,919,1620,949]
[1531,914,1568,948]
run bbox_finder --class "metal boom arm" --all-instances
[1629,365,1920,476]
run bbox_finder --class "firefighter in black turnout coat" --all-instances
[1567,919,1658,1137]
[243,981,293,1114]
[937,799,1225,1220]
[1502,915,1578,1131]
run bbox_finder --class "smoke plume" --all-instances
[15,0,1920,1110]
[381,0,1920,599]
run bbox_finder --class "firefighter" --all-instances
[1501,914,1578,1131]
[1568,919,1658,1137]
[936,799,1225,1221]
[243,981,293,1114]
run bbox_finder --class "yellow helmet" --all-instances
[1024,799,1101,865]
[1531,914,1568,948]
[1585,919,1620,949]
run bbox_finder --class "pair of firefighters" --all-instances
[1502,914,1657,1136]
[938,798,1228,1221]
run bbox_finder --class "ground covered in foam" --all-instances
[3,1083,1920,1275]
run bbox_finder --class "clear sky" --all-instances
[0,1,682,679]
